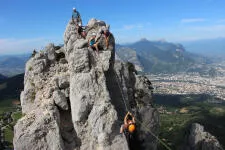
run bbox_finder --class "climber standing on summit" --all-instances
[72,7,82,25]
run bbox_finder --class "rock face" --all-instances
[116,46,143,72]
[185,123,224,150]
[14,18,159,150]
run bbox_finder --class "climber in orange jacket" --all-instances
[120,112,136,134]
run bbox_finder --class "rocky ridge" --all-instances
[185,123,224,150]
[13,18,159,150]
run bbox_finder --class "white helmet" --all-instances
[102,26,106,31]
[92,32,96,36]
[73,7,76,10]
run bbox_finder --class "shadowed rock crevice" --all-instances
[105,69,127,121]
[58,99,81,149]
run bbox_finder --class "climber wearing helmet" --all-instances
[72,7,82,25]
[88,32,99,54]
[120,112,136,134]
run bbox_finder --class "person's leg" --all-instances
[94,43,99,54]
[91,45,95,50]
[91,45,98,55]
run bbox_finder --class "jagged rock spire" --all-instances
[13,17,159,150]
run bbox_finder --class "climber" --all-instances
[72,7,82,25]
[31,49,37,57]
[88,32,99,54]
[77,22,87,38]
[100,27,111,49]
[120,112,136,135]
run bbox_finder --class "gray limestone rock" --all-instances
[13,108,65,150]
[53,90,68,110]
[57,74,70,89]
[113,61,159,150]
[14,17,159,150]
[186,123,224,150]
[46,43,56,61]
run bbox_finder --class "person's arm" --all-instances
[132,116,135,123]
[130,112,135,123]
[124,112,129,124]
[106,36,109,48]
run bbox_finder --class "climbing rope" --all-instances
[113,69,129,112]
[111,66,172,150]
[135,119,172,150]
[95,46,172,150]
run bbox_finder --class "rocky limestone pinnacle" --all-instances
[185,123,224,150]
[13,17,159,150]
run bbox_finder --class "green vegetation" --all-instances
[0,74,24,149]
[28,66,33,71]
[155,94,225,150]
[12,112,23,121]
[0,99,16,114]
[3,126,14,148]
[0,103,22,148]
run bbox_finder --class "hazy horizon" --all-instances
[1,0,225,55]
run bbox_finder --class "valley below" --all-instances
[148,60,225,101]
[148,61,225,149]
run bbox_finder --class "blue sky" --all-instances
[0,0,225,54]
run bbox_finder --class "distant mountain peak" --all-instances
[140,38,149,42]
[156,38,167,43]
[0,73,7,80]
[117,39,207,73]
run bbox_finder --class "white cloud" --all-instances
[122,22,148,30]
[181,18,206,23]
[0,38,61,55]
[123,25,135,30]
[170,25,225,42]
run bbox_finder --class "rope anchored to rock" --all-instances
[112,66,172,150]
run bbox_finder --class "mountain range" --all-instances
[0,74,7,81]
[1,38,223,76]
[0,73,24,100]
[116,39,208,74]
[0,54,30,77]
